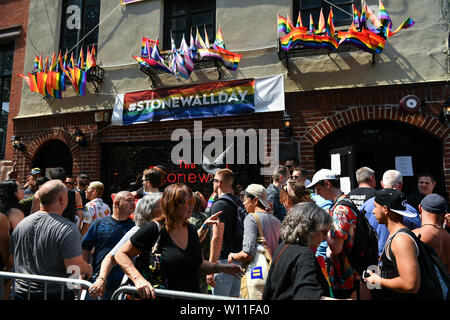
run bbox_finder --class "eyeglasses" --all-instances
[291,175,300,180]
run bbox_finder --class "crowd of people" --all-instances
[0,161,449,301]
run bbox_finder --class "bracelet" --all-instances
[202,223,210,229]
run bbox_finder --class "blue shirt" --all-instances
[360,196,422,257]
[266,183,287,222]
[81,215,135,289]
[311,193,333,258]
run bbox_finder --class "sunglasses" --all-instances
[291,175,300,179]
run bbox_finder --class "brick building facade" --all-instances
[3,1,450,203]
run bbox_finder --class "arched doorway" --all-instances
[32,139,73,177]
[314,120,445,197]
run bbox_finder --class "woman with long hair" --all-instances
[115,183,243,299]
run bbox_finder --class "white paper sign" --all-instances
[395,156,414,177]
[331,153,341,175]
[340,177,351,194]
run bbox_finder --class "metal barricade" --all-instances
[111,285,243,301]
[0,271,96,300]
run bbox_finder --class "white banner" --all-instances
[112,74,285,126]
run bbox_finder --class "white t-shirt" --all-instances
[82,198,111,225]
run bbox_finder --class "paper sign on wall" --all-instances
[395,156,414,177]
[331,153,341,175]
[340,177,351,194]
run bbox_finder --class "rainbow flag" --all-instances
[78,47,84,70]
[214,27,226,50]
[180,34,194,74]
[360,1,367,28]
[353,4,361,29]
[36,72,47,96]
[49,52,57,71]
[316,8,326,34]
[33,56,39,72]
[195,26,207,50]
[327,7,335,38]
[389,17,415,37]
[296,12,304,28]
[309,14,315,34]
[85,45,97,71]
[278,14,294,34]
[18,73,39,93]
[46,71,63,99]
[121,78,255,125]
[317,256,334,298]
[133,55,173,75]
[378,0,391,25]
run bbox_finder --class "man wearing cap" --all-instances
[227,184,281,263]
[306,169,359,299]
[413,194,450,273]
[360,170,421,257]
[364,188,422,299]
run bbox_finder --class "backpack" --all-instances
[336,198,379,275]
[388,229,450,300]
[216,194,247,250]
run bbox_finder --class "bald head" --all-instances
[39,180,68,214]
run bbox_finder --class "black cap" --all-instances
[374,188,417,218]
[420,194,448,214]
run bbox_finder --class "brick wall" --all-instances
[11,81,450,197]
[0,0,30,161]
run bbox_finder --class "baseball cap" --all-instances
[306,169,337,189]
[420,194,448,214]
[245,184,271,210]
[374,188,417,217]
[29,168,42,175]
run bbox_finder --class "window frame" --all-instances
[59,0,101,59]
[293,0,357,29]
[0,43,14,159]
[162,0,216,51]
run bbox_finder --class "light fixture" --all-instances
[73,128,86,146]
[10,135,25,151]
[438,98,450,124]
[282,112,293,137]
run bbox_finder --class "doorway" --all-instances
[314,120,445,197]
[33,139,73,177]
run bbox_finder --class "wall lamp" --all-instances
[282,112,293,137]
[438,98,450,124]
[73,128,86,147]
[10,135,25,151]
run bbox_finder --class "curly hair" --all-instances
[280,179,311,207]
[280,202,332,247]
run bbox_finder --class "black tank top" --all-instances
[62,188,77,223]
[378,228,420,300]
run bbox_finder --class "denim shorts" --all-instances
[212,259,241,297]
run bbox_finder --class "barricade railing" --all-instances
[0,271,96,300]
[111,285,243,301]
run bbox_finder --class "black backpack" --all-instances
[336,198,379,275]
[389,229,450,300]
[216,194,247,250]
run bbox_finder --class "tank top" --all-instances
[62,188,77,223]
[378,228,420,300]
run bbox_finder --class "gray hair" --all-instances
[272,165,290,183]
[382,170,403,188]
[356,167,375,184]
[134,193,162,227]
[280,202,332,247]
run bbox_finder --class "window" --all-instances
[59,0,100,58]
[163,0,216,50]
[293,0,357,29]
[0,44,13,159]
